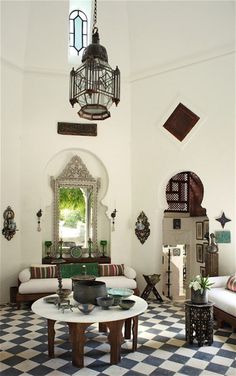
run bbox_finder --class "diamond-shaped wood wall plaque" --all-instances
[163,103,200,141]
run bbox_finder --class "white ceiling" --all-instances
[126,0,235,77]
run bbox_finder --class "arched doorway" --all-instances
[162,171,209,300]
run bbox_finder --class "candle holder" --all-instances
[100,240,107,256]
[58,238,63,259]
[88,238,93,258]
[45,241,52,258]
[52,258,67,308]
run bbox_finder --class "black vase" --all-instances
[73,280,107,305]
[191,288,208,304]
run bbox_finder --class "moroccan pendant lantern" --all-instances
[69,0,120,120]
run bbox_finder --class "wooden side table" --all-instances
[185,301,214,346]
[141,274,163,302]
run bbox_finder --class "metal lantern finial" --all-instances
[69,0,120,120]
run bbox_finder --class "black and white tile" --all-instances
[0,301,235,375]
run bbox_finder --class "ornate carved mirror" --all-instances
[51,155,100,251]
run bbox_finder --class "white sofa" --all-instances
[16,264,138,307]
[208,275,236,330]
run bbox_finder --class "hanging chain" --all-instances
[93,0,97,31]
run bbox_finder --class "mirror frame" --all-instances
[51,155,100,250]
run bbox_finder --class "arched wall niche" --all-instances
[162,170,209,301]
[42,148,110,257]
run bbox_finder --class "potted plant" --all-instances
[189,275,214,304]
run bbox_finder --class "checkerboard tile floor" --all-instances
[0,301,235,375]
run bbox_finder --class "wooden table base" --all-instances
[46,315,139,367]
[69,322,91,367]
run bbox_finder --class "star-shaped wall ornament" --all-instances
[215,212,231,228]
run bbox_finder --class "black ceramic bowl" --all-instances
[96,295,114,309]
[73,280,107,305]
[119,299,135,310]
[111,295,123,306]
[77,303,95,314]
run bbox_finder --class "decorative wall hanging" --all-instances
[111,209,117,231]
[196,222,203,240]
[215,231,231,244]
[36,209,42,232]
[163,103,200,141]
[196,244,204,263]
[215,212,231,228]
[172,248,181,256]
[173,219,181,229]
[2,206,17,241]
[69,0,120,120]
[165,171,206,216]
[203,220,209,239]
[135,211,150,244]
[57,122,97,136]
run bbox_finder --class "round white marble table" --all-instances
[32,294,148,367]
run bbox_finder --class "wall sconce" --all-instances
[111,209,117,231]
[135,211,150,244]
[2,206,18,241]
[36,209,42,232]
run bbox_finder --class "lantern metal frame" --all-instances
[69,1,120,120]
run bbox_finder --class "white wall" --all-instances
[1,62,23,302]
[0,0,132,303]
[130,53,235,293]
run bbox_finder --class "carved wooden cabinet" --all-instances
[205,252,218,277]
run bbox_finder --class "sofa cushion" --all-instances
[30,265,57,279]
[18,278,72,294]
[226,275,236,292]
[99,264,124,276]
[208,287,236,318]
[124,265,136,279]
[60,263,99,278]
[97,276,137,290]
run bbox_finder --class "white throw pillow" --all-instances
[19,268,31,283]
[124,265,136,279]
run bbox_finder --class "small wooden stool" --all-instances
[141,274,163,302]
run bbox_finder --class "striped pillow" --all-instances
[226,275,236,292]
[30,266,57,279]
[99,264,124,277]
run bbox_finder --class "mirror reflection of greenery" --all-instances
[59,188,86,228]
